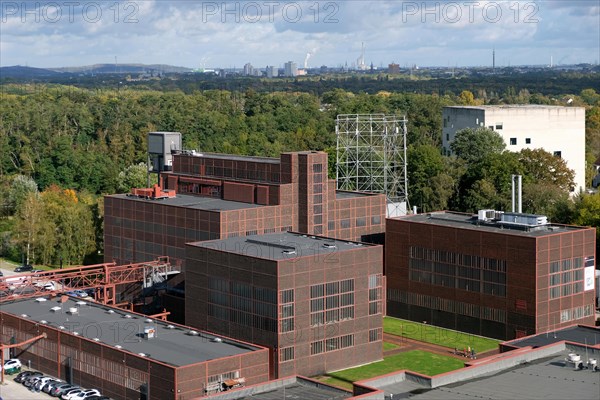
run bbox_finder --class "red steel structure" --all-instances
[0,257,177,305]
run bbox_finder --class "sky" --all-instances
[0,0,599,69]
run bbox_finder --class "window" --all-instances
[313,163,323,173]
[525,138,531,144]
[311,279,354,326]
[356,217,366,227]
[341,219,351,229]
[314,215,322,225]
[279,289,294,333]
[510,138,517,145]
[496,123,503,130]
[368,274,383,315]
[279,347,294,362]
[553,151,562,158]
[371,216,381,225]
[328,221,335,230]
[369,328,382,342]
[446,133,449,140]
[311,341,324,355]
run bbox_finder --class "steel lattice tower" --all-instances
[336,114,408,216]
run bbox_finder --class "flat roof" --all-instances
[506,326,600,349]
[191,232,377,261]
[335,190,378,199]
[444,105,584,110]
[176,151,280,164]
[392,211,585,237]
[207,377,352,400]
[109,193,263,211]
[0,297,260,367]
[380,351,599,400]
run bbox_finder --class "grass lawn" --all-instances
[384,317,500,352]
[383,342,399,351]
[320,350,465,390]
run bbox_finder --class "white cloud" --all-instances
[0,0,598,68]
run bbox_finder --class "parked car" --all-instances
[62,388,84,399]
[35,281,56,291]
[71,389,101,399]
[1,359,21,374]
[85,397,111,400]
[21,372,43,386]
[14,264,33,273]
[42,379,64,393]
[14,370,41,383]
[51,384,79,397]
[35,376,58,391]
[73,290,89,298]
[0,270,3,277]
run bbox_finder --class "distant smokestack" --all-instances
[511,175,522,213]
[492,48,495,72]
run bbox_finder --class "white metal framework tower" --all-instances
[336,114,408,216]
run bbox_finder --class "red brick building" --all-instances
[0,296,269,400]
[104,151,386,269]
[185,232,384,378]
[386,211,596,340]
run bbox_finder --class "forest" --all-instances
[1,80,599,266]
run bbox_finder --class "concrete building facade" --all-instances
[386,211,596,340]
[104,151,386,270]
[0,296,269,400]
[185,232,384,378]
[442,105,586,193]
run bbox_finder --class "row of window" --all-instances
[559,304,594,323]
[310,334,355,355]
[388,289,507,323]
[280,289,295,333]
[369,274,383,316]
[208,304,278,332]
[410,246,507,272]
[310,279,355,326]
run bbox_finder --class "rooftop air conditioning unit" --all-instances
[478,209,496,221]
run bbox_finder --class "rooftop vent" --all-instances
[123,314,132,319]
[211,337,223,343]
[115,345,122,349]
[107,310,115,314]
[50,306,62,312]
[20,314,28,318]
[166,325,175,329]
[76,301,86,306]
[323,243,336,249]
[59,326,65,330]
[68,307,78,314]
[188,330,199,336]
[73,332,80,336]
[93,338,100,342]
[138,353,147,357]
[282,250,296,255]
[40,320,48,324]
[35,298,47,302]
[145,319,153,323]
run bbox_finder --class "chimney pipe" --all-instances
[413,205,418,215]
[518,175,522,213]
[511,175,516,213]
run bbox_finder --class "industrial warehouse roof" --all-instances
[506,326,600,349]
[335,190,379,199]
[378,351,599,400]
[0,297,261,367]
[192,232,378,261]
[445,105,583,110]
[206,376,353,400]
[176,151,281,164]
[394,211,586,237]
[110,193,263,211]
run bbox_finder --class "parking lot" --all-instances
[0,373,39,399]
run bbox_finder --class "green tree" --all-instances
[8,174,38,214]
[573,193,600,245]
[517,148,575,192]
[13,191,46,265]
[116,162,149,193]
[450,127,506,164]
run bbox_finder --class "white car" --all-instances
[0,358,21,371]
[71,389,101,399]
[62,388,84,400]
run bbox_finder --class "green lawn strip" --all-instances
[383,342,399,351]
[384,317,500,352]
[324,350,464,386]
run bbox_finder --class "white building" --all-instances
[284,61,297,77]
[266,65,277,78]
[442,105,586,193]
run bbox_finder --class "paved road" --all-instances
[0,373,38,400]
[0,259,20,277]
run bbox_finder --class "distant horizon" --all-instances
[1,1,598,70]
[4,60,598,72]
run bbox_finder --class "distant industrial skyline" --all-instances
[1,1,598,69]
